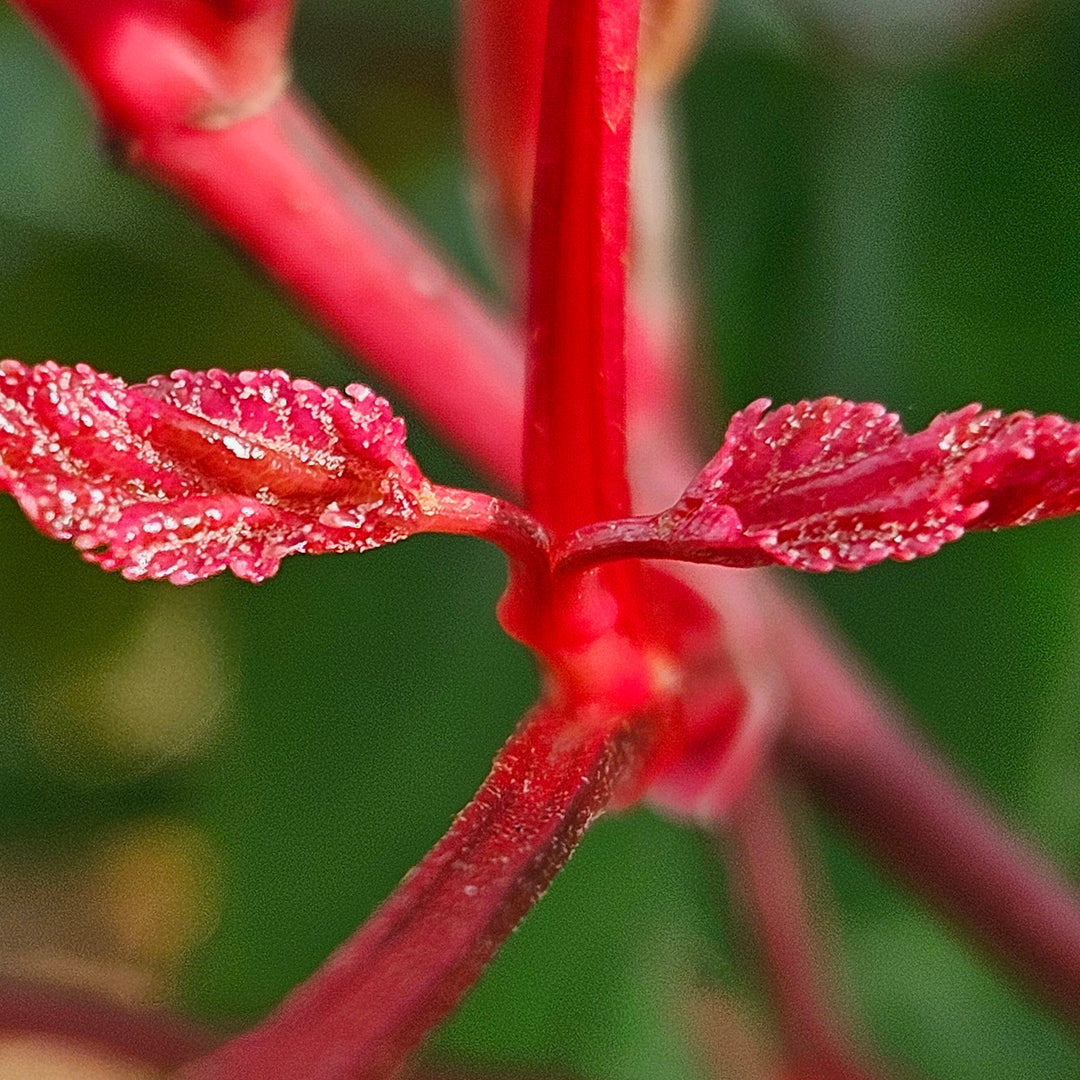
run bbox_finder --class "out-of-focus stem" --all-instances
[0,976,215,1071]
[638,430,1080,1022]
[412,1068,582,1080]
[457,0,547,274]
[139,93,524,488]
[726,778,884,1080]
[773,595,1080,1031]
[179,707,647,1080]
[15,3,527,485]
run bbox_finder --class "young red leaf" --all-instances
[0,361,428,584]
[558,396,1080,573]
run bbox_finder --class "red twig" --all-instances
[178,708,648,1080]
[773,594,1080,1031]
[12,1,526,487]
[522,0,637,532]
[141,94,525,488]
[726,778,888,1080]
[0,976,216,1070]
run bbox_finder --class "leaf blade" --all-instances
[557,397,1080,574]
[673,398,1080,570]
[0,360,426,584]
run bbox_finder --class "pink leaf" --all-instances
[0,361,426,583]
[557,397,1080,573]
[673,397,1080,571]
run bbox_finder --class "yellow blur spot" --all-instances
[31,588,232,779]
[90,819,219,978]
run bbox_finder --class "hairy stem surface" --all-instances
[180,708,645,1080]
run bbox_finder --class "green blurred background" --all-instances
[1,1,1080,1077]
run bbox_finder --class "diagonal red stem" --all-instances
[772,595,1080,1031]
[178,708,647,1080]
[522,0,638,532]
[726,779,889,1080]
[11,0,526,486]
[10,0,294,130]
[140,94,525,488]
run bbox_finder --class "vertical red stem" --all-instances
[523,0,638,532]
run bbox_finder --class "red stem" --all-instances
[554,515,668,572]
[522,0,638,532]
[421,485,550,575]
[456,1,700,474]
[10,1,294,130]
[772,595,1080,1031]
[16,1,526,486]
[178,708,647,1080]
[0,976,215,1070]
[457,0,548,268]
[726,779,886,1080]
[412,1068,581,1080]
[554,515,773,579]
[420,485,553,629]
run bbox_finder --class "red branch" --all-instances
[522,0,637,532]
[179,708,647,1080]
[141,95,525,488]
[726,779,886,1080]
[0,976,215,1071]
[10,0,294,132]
[772,596,1080,1031]
[13,0,526,487]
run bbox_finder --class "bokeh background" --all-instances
[1,1,1080,1077]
